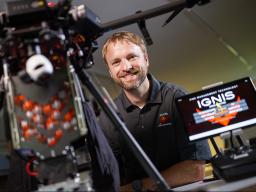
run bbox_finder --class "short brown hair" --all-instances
[102,31,148,64]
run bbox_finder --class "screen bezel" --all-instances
[176,77,256,141]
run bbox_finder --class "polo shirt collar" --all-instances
[121,73,162,110]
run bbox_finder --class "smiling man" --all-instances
[99,31,211,191]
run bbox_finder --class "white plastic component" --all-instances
[26,54,53,81]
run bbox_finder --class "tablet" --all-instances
[176,77,256,141]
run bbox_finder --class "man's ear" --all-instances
[144,53,149,67]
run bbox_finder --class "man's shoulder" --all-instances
[160,81,187,97]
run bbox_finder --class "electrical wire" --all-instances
[25,158,38,177]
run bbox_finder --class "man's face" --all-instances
[105,40,149,90]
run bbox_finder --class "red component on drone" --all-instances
[47,1,56,8]
[22,100,35,111]
[43,104,52,115]
[25,158,38,177]
[55,129,63,140]
[64,111,74,122]
[45,117,55,130]
[47,138,57,147]
[14,95,25,105]
[23,129,35,139]
[21,122,30,132]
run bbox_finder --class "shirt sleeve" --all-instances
[172,88,212,161]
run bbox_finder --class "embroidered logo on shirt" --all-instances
[158,112,172,127]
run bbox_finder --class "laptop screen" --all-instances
[176,77,256,141]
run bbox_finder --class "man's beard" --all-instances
[115,67,147,90]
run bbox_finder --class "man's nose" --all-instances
[121,59,132,71]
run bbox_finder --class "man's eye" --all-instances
[128,55,137,61]
[112,61,120,66]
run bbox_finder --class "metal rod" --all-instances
[101,0,189,31]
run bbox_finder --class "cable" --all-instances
[25,158,38,177]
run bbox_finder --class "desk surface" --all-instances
[173,176,256,191]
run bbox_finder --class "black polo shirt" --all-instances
[99,74,211,184]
